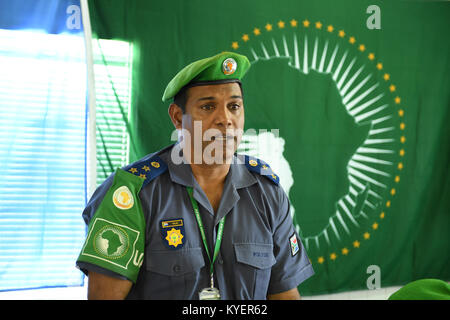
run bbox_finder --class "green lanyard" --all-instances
[186,186,225,284]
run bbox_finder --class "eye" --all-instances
[228,103,241,111]
[200,104,215,111]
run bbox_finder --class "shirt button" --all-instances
[173,264,182,273]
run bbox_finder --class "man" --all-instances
[76,52,314,299]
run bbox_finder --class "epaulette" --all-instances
[244,155,280,186]
[123,155,168,188]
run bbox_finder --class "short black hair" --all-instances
[173,81,244,114]
[173,85,189,113]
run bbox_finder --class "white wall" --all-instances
[0,284,88,300]
[0,284,401,300]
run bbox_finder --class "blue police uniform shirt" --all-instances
[77,144,314,299]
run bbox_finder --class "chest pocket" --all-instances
[144,247,205,299]
[234,243,276,299]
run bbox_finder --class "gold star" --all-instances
[231,41,239,50]
[395,175,400,183]
[338,30,345,37]
[395,96,401,104]
[129,167,138,174]
[353,240,360,248]
[330,253,337,260]
[253,27,261,36]
[327,25,334,32]
[242,34,249,42]
[398,162,404,170]
[399,149,405,157]
[315,21,322,29]
[368,53,375,60]
[342,247,349,255]
[372,222,379,230]
[376,62,383,70]
[363,232,370,240]
[391,188,396,196]
[389,84,396,92]
[380,212,385,219]
[398,109,404,117]
[142,165,150,172]
[383,73,390,81]
[349,36,356,44]
[386,200,391,207]
[302,19,310,27]
[400,122,405,130]
[400,136,406,143]
[318,256,325,264]
[265,23,273,31]
[151,161,160,168]
[278,20,285,29]
[290,19,298,27]
[359,44,366,52]
[139,173,146,179]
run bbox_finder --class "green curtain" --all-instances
[87,0,450,295]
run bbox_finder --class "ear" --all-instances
[168,103,183,129]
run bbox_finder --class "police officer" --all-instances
[76,52,314,300]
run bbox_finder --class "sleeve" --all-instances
[268,186,315,294]
[76,168,146,283]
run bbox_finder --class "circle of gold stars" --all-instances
[230,19,405,265]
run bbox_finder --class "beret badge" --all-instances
[222,58,237,75]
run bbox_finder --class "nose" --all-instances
[214,105,233,128]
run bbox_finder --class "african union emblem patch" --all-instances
[80,218,141,269]
[160,218,185,249]
[112,185,134,210]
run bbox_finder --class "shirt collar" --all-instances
[159,144,195,187]
[160,144,256,219]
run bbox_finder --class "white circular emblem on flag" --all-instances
[222,58,237,75]
[94,225,129,259]
[113,186,134,210]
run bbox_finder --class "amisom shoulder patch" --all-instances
[112,185,134,210]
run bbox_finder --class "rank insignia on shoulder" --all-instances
[244,155,280,185]
[160,218,185,250]
[123,155,168,188]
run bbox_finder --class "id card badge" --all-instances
[199,287,221,300]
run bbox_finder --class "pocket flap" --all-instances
[146,247,205,276]
[234,243,276,269]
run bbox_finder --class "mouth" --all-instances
[211,134,235,142]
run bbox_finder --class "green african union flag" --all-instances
[87,0,449,295]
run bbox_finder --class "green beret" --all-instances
[162,52,251,102]
[388,279,450,300]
